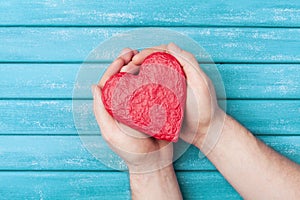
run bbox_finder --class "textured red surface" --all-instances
[102,52,186,142]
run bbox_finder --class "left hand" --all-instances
[92,47,173,173]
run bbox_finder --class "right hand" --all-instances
[131,43,225,153]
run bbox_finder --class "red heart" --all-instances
[102,52,186,142]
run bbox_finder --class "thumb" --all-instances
[91,84,117,134]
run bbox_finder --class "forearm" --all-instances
[196,113,300,199]
[129,165,182,200]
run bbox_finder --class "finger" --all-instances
[167,43,212,85]
[120,61,140,75]
[133,49,139,55]
[92,84,117,141]
[92,84,144,148]
[99,58,124,88]
[166,43,206,77]
[167,43,209,81]
[119,48,136,64]
[132,44,168,65]
[99,48,136,87]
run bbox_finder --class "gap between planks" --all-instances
[1,25,300,28]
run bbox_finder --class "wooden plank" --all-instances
[0,100,299,135]
[178,172,241,199]
[227,100,300,135]
[1,64,299,99]
[1,28,300,62]
[0,135,299,171]
[0,171,131,199]
[0,64,78,98]
[176,136,300,170]
[0,0,299,27]
[0,171,241,199]
[216,64,300,99]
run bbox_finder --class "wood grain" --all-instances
[0,171,131,199]
[0,135,299,171]
[1,1,299,199]
[1,28,300,62]
[1,64,299,99]
[0,100,299,135]
[0,171,242,199]
[0,0,299,27]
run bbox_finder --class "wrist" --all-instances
[194,109,227,155]
[129,164,174,179]
[126,155,173,174]
[129,165,182,200]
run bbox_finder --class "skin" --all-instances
[92,48,182,199]
[92,43,300,199]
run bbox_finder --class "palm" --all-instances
[109,121,173,171]
[93,48,173,173]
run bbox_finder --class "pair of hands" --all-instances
[92,43,222,173]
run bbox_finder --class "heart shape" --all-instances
[102,52,186,142]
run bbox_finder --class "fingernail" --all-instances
[133,49,139,55]
[132,54,139,62]
[120,48,131,56]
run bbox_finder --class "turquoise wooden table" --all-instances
[0,1,300,199]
